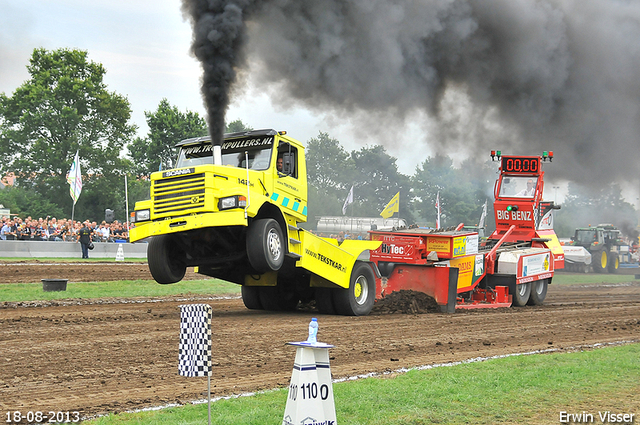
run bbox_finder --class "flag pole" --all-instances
[352,198,355,233]
[396,192,399,228]
[125,174,130,231]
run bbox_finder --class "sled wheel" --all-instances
[333,262,376,316]
[527,279,548,306]
[241,286,263,310]
[147,235,186,284]
[608,253,619,274]
[315,287,337,315]
[246,219,284,273]
[512,282,531,307]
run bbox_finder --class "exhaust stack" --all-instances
[213,145,222,165]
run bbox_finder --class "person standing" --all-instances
[0,219,11,240]
[77,221,93,259]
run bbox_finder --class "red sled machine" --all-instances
[369,151,565,312]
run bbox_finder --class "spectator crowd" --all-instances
[0,216,129,242]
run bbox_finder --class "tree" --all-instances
[304,132,355,218]
[304,133,413,220]
[555,183,638,238]
[0,48,136,221]
[411,155,492,228]
[0,185,64,219]
[306,132,354,195]
[127,99,207,175]
[350,145,411,219]
[225,119,253,134]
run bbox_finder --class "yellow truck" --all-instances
[130,129,380,315]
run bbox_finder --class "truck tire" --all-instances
[147,235,186,284]
[527,279,548,305]
[608,253,620,273]
[246,219,284,273]
[259,285,299,311]
[333,262,376,316]
[512,282,531,307]
[315,287,337,315]
[241,286,263,310]
[592,249,608,273]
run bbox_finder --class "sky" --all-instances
[0,0,429,174]
[2,0,640,207]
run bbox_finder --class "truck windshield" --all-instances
[499,176,538,198]
[176,136,275,170]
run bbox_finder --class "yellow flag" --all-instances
[380,192,399,218]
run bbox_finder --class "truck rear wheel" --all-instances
[512,282,531,307]
[333,262,376,316]
[315,288,337,314]
[241,286,263,310]
[259,285,299,311]
[246,219,284,273]
[527,279,548,305]
[608,253,619,273]
[148,235,186,284]
[593,250,608,273]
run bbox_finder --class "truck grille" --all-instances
[152,173,206,215]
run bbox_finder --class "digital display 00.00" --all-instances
[501,156,540,174]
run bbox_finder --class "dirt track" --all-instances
[0,260,201,284]
[1,262,640,421]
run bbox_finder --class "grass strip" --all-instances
[1,273,632,303]
[0,279,240,303]
[87,343,640,424]
[551,273,637,285]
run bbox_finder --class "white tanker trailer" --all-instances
[315,216,407,234]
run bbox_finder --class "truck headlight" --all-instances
[219,196,247,210]
[135,209,150,222]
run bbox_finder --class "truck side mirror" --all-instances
[282,152,295,176]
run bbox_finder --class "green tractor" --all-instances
[569,224,626,273]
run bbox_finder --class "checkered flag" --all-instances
[178,304,213,377]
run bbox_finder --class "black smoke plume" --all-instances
[182,0,640,185]
[181,0,255,145]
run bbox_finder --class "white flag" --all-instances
[435,191,441,229]
[67,151,82,205]
[342,185,354,215]
[478,199,488,228]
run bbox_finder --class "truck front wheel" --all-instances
[246,219,284,273]
[148,235,186,284]
[333,262,376,316]
[512,282,531,307]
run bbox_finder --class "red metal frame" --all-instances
[457,286,512,309]
[368,152,560,312]
[490,155,545,244]
[376,264,452,307]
